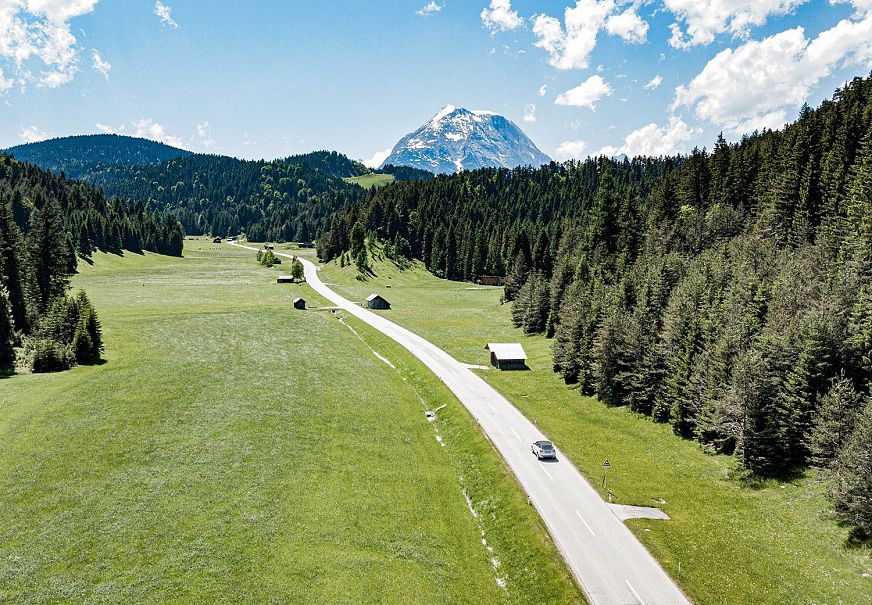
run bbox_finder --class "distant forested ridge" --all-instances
[319,75,872,536]
[0,153,183,373]
[7,138,368,242]
[3,134,192,179]
[74,154,365,242]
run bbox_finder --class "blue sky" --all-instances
[2,1,871,164]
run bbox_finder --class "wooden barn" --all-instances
[366,294,391,310]
[293,297,306,310]
[478,275,505,286]
[485,343,527,370]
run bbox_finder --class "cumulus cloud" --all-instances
[643,74,663,89]
[665,0,806,48]
[594,116,699,158]
[131,118,186,148]
[481,0,523,32]
[364,146,392,169]
[416,2,442,16]
[523,103,537,122]
[554,139,588,161]
[19,124,49,142]
[555,74,612,109]
[605,5,648,42]
[0,0,99,89]
[91,49,110,79]
[532,1,648,70]
[538,84,547,97]
[674,14,872,134]
[0,67,11,92]
[154,1,179,28]
[195,121,216,148]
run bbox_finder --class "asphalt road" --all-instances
[234,243,692,605]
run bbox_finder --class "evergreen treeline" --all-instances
[0,153,183,373]
[317,75,872,537]
[73,154,365,242]
[379,164,436,181]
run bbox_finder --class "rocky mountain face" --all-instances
[380,105,551,174]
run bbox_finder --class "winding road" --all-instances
[233,242,692,605]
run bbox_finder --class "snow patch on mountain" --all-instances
[380,105,551,174]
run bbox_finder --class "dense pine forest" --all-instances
[3,134,193,179]
[49,153,364,242]
[318,76,872,537]
[0,153,183,373]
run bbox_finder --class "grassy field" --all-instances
[344,173,395,189]
[0,239,582,604]
[319,249,872,605]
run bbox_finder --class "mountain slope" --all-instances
[3,134,192,178]
[381,105,551,174]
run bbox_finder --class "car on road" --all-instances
[531,440,557,460]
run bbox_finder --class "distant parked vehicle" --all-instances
[531,440,557,460]
[212,237,222,243]
[228,236,237,242]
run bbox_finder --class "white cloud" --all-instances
[538,84,547,97]
[555,74,612,109]
[664,0,806,48]
[131,118,186,148]
[533,1,613,71]
[594,116,699,158]
[0,67,11,92]
[481,0,523,32]
[532,1,648,70]
[554,139,588,161]
[90,49,110,79]
[0,0,99,90]
[523,103,537,122]
[605,5,648,42]
[643,74,663,89]
[416,2,442,16]
[19,124,49,142]
[95,122,119,134]
[195,121,216,149]
[154,1,179,28]
[674,14,872,135]
[363,146,392,168]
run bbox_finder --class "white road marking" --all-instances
[575,510,596,537]
[539,464,555,482]
[625,580,646,605]
[487,401,497,412]
[510,427,523,443]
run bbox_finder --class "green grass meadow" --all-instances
[320,249,872,605]
[0,240,582,604]
[343,174,395,189]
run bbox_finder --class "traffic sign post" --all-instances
[602,460,610,500]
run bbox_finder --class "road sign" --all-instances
[603,460,610,468]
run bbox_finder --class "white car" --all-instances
[531,440,557,460]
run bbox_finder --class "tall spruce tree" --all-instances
[28,200,71,312]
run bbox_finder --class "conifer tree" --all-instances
[28,200,71,313]
[832,399,872,537]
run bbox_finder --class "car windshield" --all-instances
[538,442,553,450]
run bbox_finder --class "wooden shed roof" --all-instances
[485,343,528,361]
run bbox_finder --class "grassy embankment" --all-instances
[319,248,872,605]
[0,239,582,604]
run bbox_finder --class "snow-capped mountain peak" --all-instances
[381,105,551,174]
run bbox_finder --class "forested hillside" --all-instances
[3,134,192,179]
[0,153,183,373]
[54,154,365,242]
[318,75,872,536]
